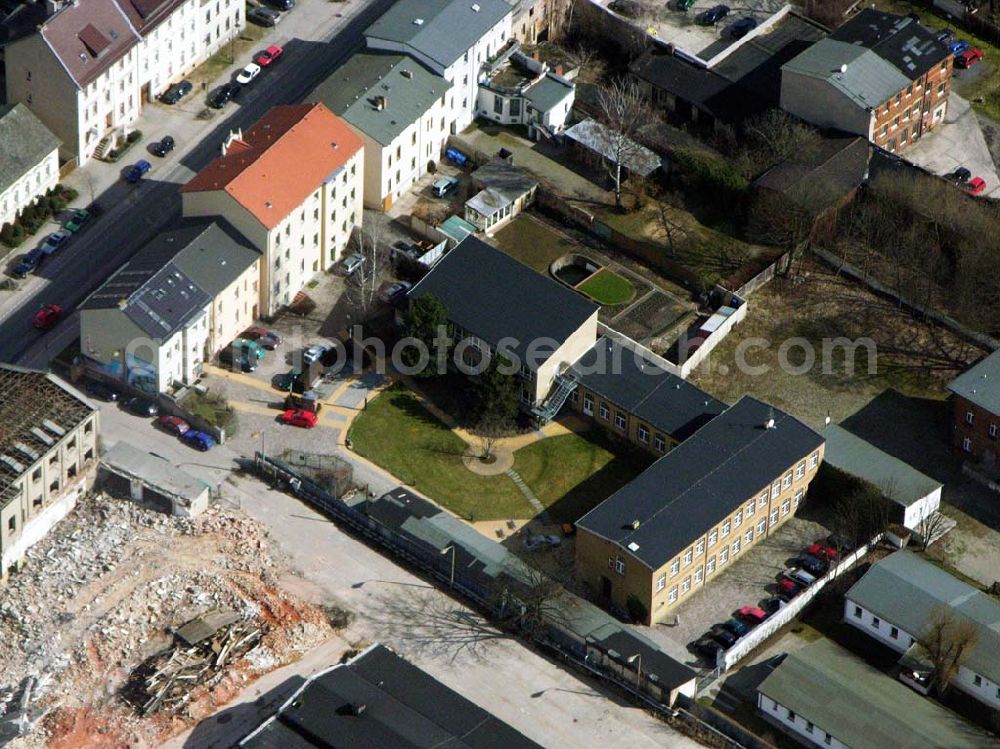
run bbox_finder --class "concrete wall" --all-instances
[780,71,873,139]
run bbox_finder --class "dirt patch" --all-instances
[0,494,340,748]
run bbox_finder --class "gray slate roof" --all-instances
[753,135,870,208]
[471,161,537,199]
[948,349,1000,415]
[830,8,950,81]
[572,336,725,441]
[102,442,208,505]
[845,550,1000,685]
[0,104,61,194]
[81,219,256,338]
[309,52,450,147]
[563,120,661,177]
[757,639,999,749]
[240,643,543,748]
[820,424,940,508]
[782,39,910,110]
[576,396,823,569]
[365,0,512,70]
[407,235,598,371]
[523,74,573,113]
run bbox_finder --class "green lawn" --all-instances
[576,268,636,306]
[492,215,579,273]
[349,387,647,523]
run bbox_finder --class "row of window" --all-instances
[576,391,668,452]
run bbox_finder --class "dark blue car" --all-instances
[125,159,151,183]
[182,430,216,451]
[698,4,729,25]
[721,617,751,638]
[13,248,44,278]
[730,16,757,38]
[950,39,971,56]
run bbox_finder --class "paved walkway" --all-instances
[506,468,549,522]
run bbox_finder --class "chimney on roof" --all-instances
[554,64,564,76]
[630,519,640,530]
[765,417,775,429]
[472,2,480,10]
[401,69,413,79]
[350,703,366,716]
[374,95,387,111]
[532,51,541,61]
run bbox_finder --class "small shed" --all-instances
[561,119,662,180]
[820,424,941,529]
[100,442,210,517]
[465,161,539,231]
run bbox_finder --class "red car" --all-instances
[281,409,318,428]
[32,304,62,329]
[156,414,190,435]
[254,45,284,67]
[736,605,768,624]
[966,176,987,195]
[807,542,838,560]
[778,578,803,597]
[955,48,984,68]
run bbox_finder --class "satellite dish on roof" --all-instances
[840,63,848,73]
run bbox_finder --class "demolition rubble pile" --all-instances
[0,492,338,747]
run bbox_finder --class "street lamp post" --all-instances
[441,545,456,588]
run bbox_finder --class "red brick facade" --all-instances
[870,56,952,153]
[951,395,1000,463]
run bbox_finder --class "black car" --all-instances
[159,79,193,105]
[264,0,294,9]
[247,5,280,26]
[124,395,160,417]
[608,0,641,15]
[721,617,751,638]
[761,595,788,616]
[710,626,737,648]
[209,82,241,109]
[799,553,828,577]
[949,166,972,184]
[935,28,954,43]
[152,136,175,157]
[275,369,304,392]
[698,4,730,24]
[693,635,725,662]
[86,381,120,402]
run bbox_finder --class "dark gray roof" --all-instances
[830,9,950,80]
[757,639,999,749]
[782,39,910,109]
[630,50,742,123]
[576,396,824,569]
[102,442,208,504]
[80,219,255,338]
[753,135,870,206]
[240,643,543,749]
[0,104,61,194]
[845,550,1000,684]
[572,336,725,440]
[947,349,1000,415]
[820,424,940,508]
[471,161,537,200]
[365,0,512,69]
[407,236,597,370]
[522,74,573,113]
[309,52,450,147]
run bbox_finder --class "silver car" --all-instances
[302,343,330,366]
[341,253,365,276]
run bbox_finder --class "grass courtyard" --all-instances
[576,268,636,306]
[492,214,578,273]
[347,386,648,522]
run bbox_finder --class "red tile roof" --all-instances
[38,0,140,88]
[182,103,363,230]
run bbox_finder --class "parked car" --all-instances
[281,409,318,428]
[431,176,459,197]
[275,369,302,391]
[182,430,216,451]
[209,82,241,108]
[303,343,330,366]
[761,596,787,616]
[785,567,817,586]
[966,176,987,195]
[523,534,561,551]
[934,27,954,43]
[950,39,971,56]
[676,0,696,10]
[264,0,294,9]
[247,5,280,26]
[737,605,768,624]
[159,79,193,104]
[242,326,282,349]
[693,635,725,661]
[125,159,152,183]
[721,618,751,638]
[698,4,730,24]
[806,542,838,560]
[340,253,365,276]
[608,0,641,16]
[156,414,190,435]
[948,166,972,184]
[64,208,91,233]
[32,303,62,330]
[955,48,984,68]
[777,578,804,597]
[709,626,738,648]
[730,16,757,38]
[39,230,70,256]
[798,553,828,577]
[379,281,412,303]
[124,395,159,417]
[13,248,44,278]
[152,136,175,157]
[254,44,284,67]
[236,62,262,85]
[86,381,120,401]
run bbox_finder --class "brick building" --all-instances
[947,349,1000,462]
[781,10,952,153]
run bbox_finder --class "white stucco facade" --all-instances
[0,147,59,229]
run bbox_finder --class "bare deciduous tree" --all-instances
[919,606,979,696]
[651,186,688,258]
[916,512,948,551]
[492,564,568,638]
[345,219,389,322]
[595,77,651,211]
[473,411,511,462]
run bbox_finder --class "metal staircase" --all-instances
[531,371,579,423]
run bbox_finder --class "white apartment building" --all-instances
[0,104,61,229]
[5,0,243,166]
[0,366,100,582]
[844,549,1000,712]
[364,0,513,133]
[79,218,260,392]
[310,53,453,211]
[181,103,364,315]
[477,45,574,138]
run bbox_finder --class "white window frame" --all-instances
[709,530,718,545]
[670,559,680,576]
[638,425,649,443]
[809,452,819,468]
[744,529,753,544]
[653,434,665,452]
[656,573,666,592]
[695,539,704,555]
[694,566,704,584]
[966,410,975,424]
[783,472,792,488]
[795,462,805,479]
[963,436,973,452]
[770,509,779,526]
[721,520,731,538]
[683,548,693,566]
[733,509,742,527]
[756,519,766,535]
[731,539,740,555]
[681,577,691,593]
[668,586,678,603]
[772,481,781,496]
[719,547,729,564]
[745,500,755,516]
[707,557,716,574]
[781,498,791,515]
[759,491,769,507]
[615,555,625,575]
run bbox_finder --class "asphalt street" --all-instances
[0,0,397,368]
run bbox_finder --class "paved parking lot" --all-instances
[639,514,830,669]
